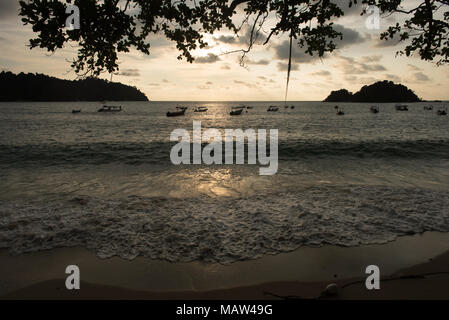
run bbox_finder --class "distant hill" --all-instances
[324,80,421,103]
[0,72,148,101]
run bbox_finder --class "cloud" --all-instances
[374,34,401,47]
[360,55,383,63]
[198,81,214,89]
[407,64,421,71]
[221,64,231,70]
[333,24,366,47]
[385,74,401,82]
[274,41,322,63]
[363,64,387,71]
[273,24,365,65]
[413,72,430,82]
[336,55,386,75]
[243,58,270,65]
[277,62,300,71]
[256,76,277,84]
[0,0,18,20]
[148,83,160,87]
[162,79,169,83]
[215,35,236,44]
[214,27,266,47]
[331,0,366,16]
[195,53,221,63]
[234,80,258,88]
[344,75,358,82]
[238,27,266,46]
[344,75,379,84]
[311,70,331,77]
[119,68,140,77]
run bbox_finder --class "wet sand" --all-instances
[1,231,449,299]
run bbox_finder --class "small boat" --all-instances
[423,105,433,110]
[267,105,279,112]
[229,108,243,116]
[370,106,379,113]
[335,105,344,115]
[167,106,187,117]
[437,109,447,116]
[246,106,253,109]
[194,106,208,112]
[291,105,295,109]
[98,105,122,112]
[72,109,81,113]
[395,104,408,111]
[230,108,243,116]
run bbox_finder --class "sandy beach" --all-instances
[2,231,449,300]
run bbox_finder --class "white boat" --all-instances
[98,105,122,112]
[194,106,208,112]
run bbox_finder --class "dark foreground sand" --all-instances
[1,232,449,299]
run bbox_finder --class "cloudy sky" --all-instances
[1,0,448,101]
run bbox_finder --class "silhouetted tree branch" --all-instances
[18,0,449,76]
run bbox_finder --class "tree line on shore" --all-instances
[0,72,148,101]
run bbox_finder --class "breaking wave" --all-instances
[1,185,449,264]
[1,139,449,167]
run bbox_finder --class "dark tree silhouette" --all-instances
[0,71,148,101]
[18,1,449,76]
[324,80,421,102]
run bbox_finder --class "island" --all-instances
[324,80,421,103]
[0,71,148,101]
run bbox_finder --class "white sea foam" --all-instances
[1,185,449,264]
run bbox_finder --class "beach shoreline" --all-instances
[1,231,449,299]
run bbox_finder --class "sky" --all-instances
[0,0,448,101]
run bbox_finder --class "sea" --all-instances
[0,101,448,263]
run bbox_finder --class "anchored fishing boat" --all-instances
[437,108,447,116]
[194,106,208,112]
[395,104,408,111]
[370,106,379,113]
[230,108,243,115]
[98,105,122,112]
[167,106,187,117]
[335,105,344,115]
[71,109,81,114]
[267,105,279,112]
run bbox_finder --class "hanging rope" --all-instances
[284,30,293,106]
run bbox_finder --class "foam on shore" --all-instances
[1,184,449,264]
